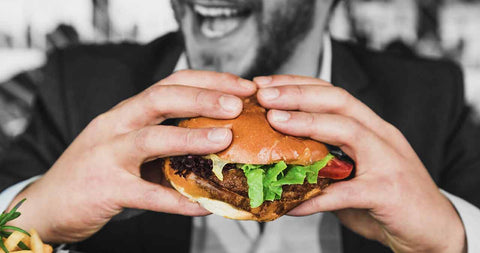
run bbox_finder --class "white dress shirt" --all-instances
[1,35,479,253]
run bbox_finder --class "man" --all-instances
[0,0,479,252]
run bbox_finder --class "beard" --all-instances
[241,0,316,79]
[171,0,316,79]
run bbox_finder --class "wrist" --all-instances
[5,179,58,242]
[433,196,467,253]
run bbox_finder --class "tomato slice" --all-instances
[318,158,354,180]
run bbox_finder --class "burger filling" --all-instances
[169,154,335,208]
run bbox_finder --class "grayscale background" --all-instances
[0,0,479,152]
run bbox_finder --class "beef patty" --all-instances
[168,155,330,201]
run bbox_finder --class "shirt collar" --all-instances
[319,33,332,83]
[174,34,333,82]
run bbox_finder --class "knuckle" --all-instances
[142,187,161,208]
[134,128,154,154]
[305,198,321,213]
[86,113,116,137]
[195,91,219,112]
[305,113,317,128]
[174,194,190,211]
[182,128,200,148]
[143,85,173,116]
[193,89,211,107]
[87,144,108,160]
[162,69,191,84]
[294,86,307,109]
[144,85,167,103]
[219,72,237,82]
[305,113,320,136]
[342,118,363,143]
[386,122,403,138]
[195,90,223,113]
[87,113,108,131]
[333,87,352,110]
[291,85,304,97]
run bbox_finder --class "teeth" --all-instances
[192,3,247,39]
[193,4,240,18]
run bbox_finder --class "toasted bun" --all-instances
[179,97,329,165]
[163,158,330,222]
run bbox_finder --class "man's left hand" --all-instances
[254,75,466,253]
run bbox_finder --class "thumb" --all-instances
[288,180,371,216]
[119,175,210,216]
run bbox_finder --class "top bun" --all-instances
[179,97,329,165]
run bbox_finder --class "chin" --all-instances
[189,51,257,77]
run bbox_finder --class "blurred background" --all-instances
[0,0,479,152]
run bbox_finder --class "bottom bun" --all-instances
[163,158,330,222]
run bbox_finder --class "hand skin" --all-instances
[6,70,257,243]
[255,75,467,253]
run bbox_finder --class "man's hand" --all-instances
[255,75,466,253]
[8,70,257,243]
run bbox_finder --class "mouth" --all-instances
[190,1,254,39]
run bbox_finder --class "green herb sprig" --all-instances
[0,198,30,252]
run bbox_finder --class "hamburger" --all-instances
[163,98,353,222]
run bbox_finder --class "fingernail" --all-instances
[271,110,291,122]
[208,128,229,143]
[238,79,255,90]
[259,88,280,100]
[219,95,241,112]
[254,76,273,86]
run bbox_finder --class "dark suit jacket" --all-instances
[1,32,479,253]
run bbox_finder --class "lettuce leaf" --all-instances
[263,161,287,201]
[240,164,265,208]
[240,154,334,208]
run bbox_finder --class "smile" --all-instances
[190,1,253,39]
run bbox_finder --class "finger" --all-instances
[160,70,257,97]
[114,126,232,171]
[287,180,374,215]
[267,110,385,161]
[105,85,243,133]
[253,74,331,88]
[258,85,410,154]
[258,85,371,117]
[120,176,211,216]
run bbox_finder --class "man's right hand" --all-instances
[6,70,257,243]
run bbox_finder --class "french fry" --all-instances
[4,231,27,251]
[20,236,31,249]
[28,229,43,253]
[42,245,52,253]
[0,200,52,253]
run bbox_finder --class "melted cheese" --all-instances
[204,154,231,181]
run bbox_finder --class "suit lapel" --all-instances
[331,39,387,126]
[133,32,185,94]
[331,40,369,95]
[331,40,385,117]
